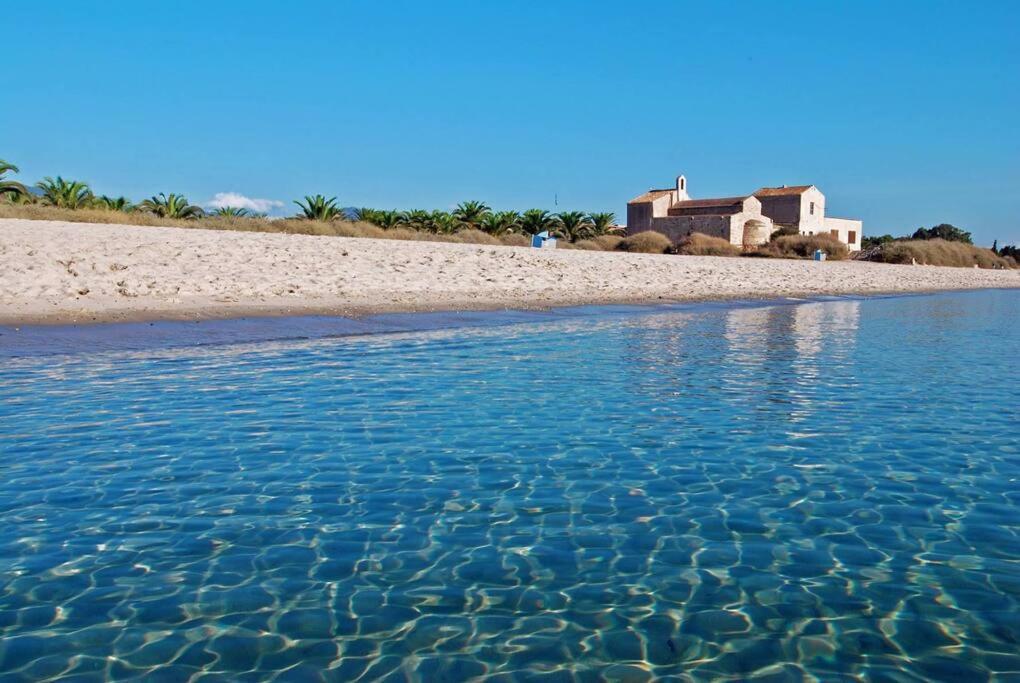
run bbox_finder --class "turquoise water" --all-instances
[1,290,1018,681]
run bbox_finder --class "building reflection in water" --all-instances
[617,301,861,422]
[721,301,862,428]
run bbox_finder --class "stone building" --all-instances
[627,175,863,251]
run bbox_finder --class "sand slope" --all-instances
[1,218,1017,324]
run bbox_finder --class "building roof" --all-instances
[667,196,752,217]
[628,189,674,204]
[754,185,814,197]
[672,196,748,209]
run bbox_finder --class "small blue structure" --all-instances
[813,249,827,261]
[531,231,557,249]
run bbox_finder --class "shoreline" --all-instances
[2,286,1016,328]
[1,218,1018,326]
[0,290,980,359]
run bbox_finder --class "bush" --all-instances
[769,226,800,239]
[571,239,604,251]
[500,234,532,247]
[676,232,740,257]
[862,239,1013,269]
[616,231,673,254]
[593,235,624,251]
[454,228,502,246]
[758,233,848,260]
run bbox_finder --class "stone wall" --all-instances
[651,215,732,243]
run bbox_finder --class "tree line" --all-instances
[0,160,619,242]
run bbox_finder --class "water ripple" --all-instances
[1,291,1018,681]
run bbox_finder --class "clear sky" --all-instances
[4,1,1018,244]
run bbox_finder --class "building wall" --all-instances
[626,192,675,234]
[757,195,802,228]
[650,215,733,243]
[798,187,826,234]
[823,217,863,251]
[626,203,654,234]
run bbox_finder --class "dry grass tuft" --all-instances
[616,231,673,254]
[500,234,532,247]
[864,239,1013,269]
[594,235,624,251]
[676,233,741,257]
[758,234,848,260]
[0,203,190,227]
[380,227,420,241]
[454,229,502,246]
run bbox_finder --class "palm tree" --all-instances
[213,206,250,217]
[377,210,406,229]
[139,193,204,219]
[555,211,594,242]
[403,209,433,232]
[431,211,459,234]
[519,209,558,236]
[0,160,29,200]
[480,210,521,236]
[94,195,134,212]
[453,200,491,231]
[356,208,381,224]
[36,176,94,209]
[294,194,341,221]
[587,212,618,236]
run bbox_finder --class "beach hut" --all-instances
[531,231,557,249]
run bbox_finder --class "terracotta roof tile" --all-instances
[754,185,814,197]
[627,189,674,204]
[671,196,748,209]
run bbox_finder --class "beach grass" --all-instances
[617,231,674,254]
[676,233,742,257]
[758,234,850,260]
[0,204,543,249]
[865,239,1014,269]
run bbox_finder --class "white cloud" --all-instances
[205,192,285,214]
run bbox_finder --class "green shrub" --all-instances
[769,226,800,239]
[676,232,740,256]
[616,231,673,254]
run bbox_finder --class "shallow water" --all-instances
[1,290,1018,681]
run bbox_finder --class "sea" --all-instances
[1,289,1017,681]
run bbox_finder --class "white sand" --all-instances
[1,218,1017,324]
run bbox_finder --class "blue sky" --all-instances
[4,1,1019,244]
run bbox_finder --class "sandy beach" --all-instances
[1,218,1017,324]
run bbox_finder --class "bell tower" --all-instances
[676,175,690,202]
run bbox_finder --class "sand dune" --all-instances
[1,218,1017,324]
